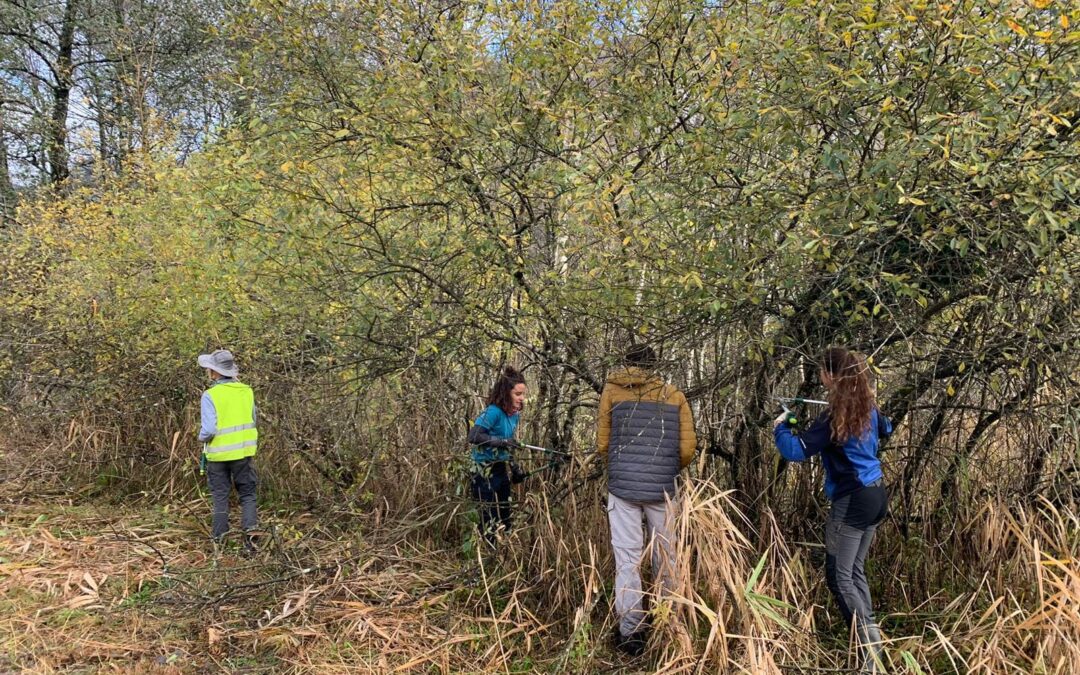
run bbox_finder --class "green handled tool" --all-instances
[776,397,829,426]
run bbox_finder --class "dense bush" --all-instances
[0,1,1077,669]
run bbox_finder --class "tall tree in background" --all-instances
[0,0,238,191]
[0,0,79,184]
[0,103,16,220]
[79,0,241,169]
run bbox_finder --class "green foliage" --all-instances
[745,552,796,631]
[0,0,1076,563]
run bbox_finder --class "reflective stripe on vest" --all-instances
[205,382,257,461]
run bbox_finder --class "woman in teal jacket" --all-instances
[467,366,527,544]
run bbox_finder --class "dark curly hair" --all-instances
[486,366,526,414]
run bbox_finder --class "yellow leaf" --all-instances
[280,161,294,173]
[1031,0,1052,8]
[1005,18,1028,37]
[1061,14,1069,29]
[900,195,927,206]
[947,384,956,397]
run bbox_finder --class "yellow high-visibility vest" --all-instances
[205,382,257,462]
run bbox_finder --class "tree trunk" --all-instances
[0,106,16,222]
[47,0,79,185]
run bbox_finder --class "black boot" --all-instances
[613,626,648,657]
[242,531,258,557]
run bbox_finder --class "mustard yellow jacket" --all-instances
[597,367,696,501]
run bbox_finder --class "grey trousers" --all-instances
[825,496,884,673]
[607,492,677,637]
[206,456,258,539]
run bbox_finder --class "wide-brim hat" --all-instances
[198,349,239,377]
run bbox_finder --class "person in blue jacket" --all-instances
[774,347,893,673]
[467,366,528,545]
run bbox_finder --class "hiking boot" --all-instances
[612,626,648,657]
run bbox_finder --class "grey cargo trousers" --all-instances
[206,456,258,539]
[607,492,677,637]
[825,487,887,673]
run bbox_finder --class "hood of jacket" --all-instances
[606,367,663,389]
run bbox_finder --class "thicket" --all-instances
[1,1,1078,672]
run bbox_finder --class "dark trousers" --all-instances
[825,484,888,672]
[206,456,258,539]
[471,462,512,544]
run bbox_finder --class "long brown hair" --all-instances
[822,347,875,442]
[486,366,525,415]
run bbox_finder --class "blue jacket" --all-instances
[774,408,893,501]
[470,404,520,465]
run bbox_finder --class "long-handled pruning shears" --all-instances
[516,444,572,480]
[520,443,571,457]
[776,397,828,426]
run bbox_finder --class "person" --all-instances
[467,366,528,545]
[774,347,894,673]
[597,345,696,656]
[197,349,259,554]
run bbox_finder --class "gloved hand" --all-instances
[510,462,528,484]
[489,437,522,449]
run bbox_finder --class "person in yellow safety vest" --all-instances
[197,349,258,553]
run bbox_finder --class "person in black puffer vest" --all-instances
[597,345,696,656]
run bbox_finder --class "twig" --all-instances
[477,546,511,675]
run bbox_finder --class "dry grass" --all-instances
[0,496,552,673]
[1,438,1078,674]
